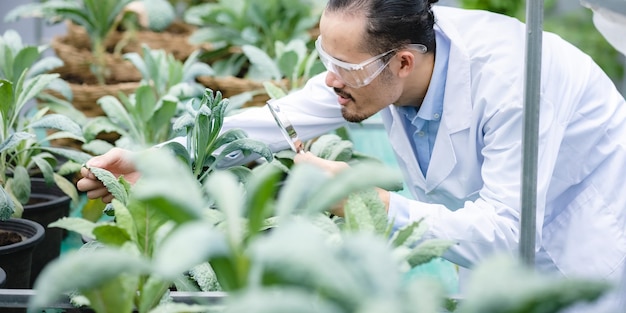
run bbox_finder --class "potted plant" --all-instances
[0,218,44,289]
[185,0,326,107]
[4,0,143,118]
[79,45,214,154]
[0,29,92,286]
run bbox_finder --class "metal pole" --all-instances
[520,0,544,266]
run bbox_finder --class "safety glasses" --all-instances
[315,36,427,88]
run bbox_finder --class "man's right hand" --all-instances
[77,147,142,203]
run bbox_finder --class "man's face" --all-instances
[318,11,405,123]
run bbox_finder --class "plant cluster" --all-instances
[0,30,91,220]
[184,0,325,80]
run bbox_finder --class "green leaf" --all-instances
[211,138,273,172]
[204,171,244,248]
[0,79,14,119]
[16,73,59,112]
[41,146,93,165]
[275,163,327,216]
[29,113,83,137]
[0,187,16,220]
[97,95,137,134]
[303,162,404,214]
[389,219,428,248]
[134,84,158,123]
[85,166,129,205]
[153,221,231,280]
[244,164,282,237]
[0,132,33,154]
[93,223,132,247]
[12,45,39,81]
[457,255,613,313]
[242,44,282,81]
[342,189,389,235]
[11,165,30,204]
[132,149,207,223]
[30,248,152,311]
[263,81,287,100]
[136,275,171,313]
[407,239,456,267]
[49,216,97,239]
[126,199,171,257]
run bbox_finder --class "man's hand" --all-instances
[77,147,141,203]
[293,151,350,175]
[293,152,390,215]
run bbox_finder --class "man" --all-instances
[78,0,626,311]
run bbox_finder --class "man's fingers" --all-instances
[101,194,114,204]
[86,187,110,200]
[77,177,104,193]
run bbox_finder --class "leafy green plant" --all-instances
[0,29,91,219]
[123,45,214,100]
[163,88,273,182]
[242,38,325,91]
[78,45,214,153]
[28,146,611,313]
[184,0,325,76]
[5,0,134,84]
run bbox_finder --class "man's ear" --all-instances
[397,51,416,78]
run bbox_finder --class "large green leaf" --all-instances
[0,79,13,121]
[153,221,231,280]
[29,113,83,137]
[0,187,15,220]
[204,171,245,248]
[12,45,39,82]
[16,73,59,113]
[97,95,138,136]
[131,149,207,223]
[456,255,613,313]
[303,162,404,214]
[274,163,327,216]
[49,216,97,239]
[0,132,33,154]
[86,166,129,205]
[242,44,282,81]
[10,165,30,205]
[30,248,152,310]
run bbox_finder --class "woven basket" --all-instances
[51,35,142,84]
[65,20,203,61]
[197,76,274,108]
[46,81,141,117]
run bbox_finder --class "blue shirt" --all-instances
[397,28,450,176]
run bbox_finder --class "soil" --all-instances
[0,230,24,247]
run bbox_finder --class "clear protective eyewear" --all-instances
[315,36,427,88]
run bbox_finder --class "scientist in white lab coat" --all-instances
[78,0,626,311]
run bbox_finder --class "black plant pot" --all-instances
[0,266,6,288]
[0,218,45,289]
[21,178,72,286]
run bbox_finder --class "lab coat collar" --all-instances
[387,9,473,192]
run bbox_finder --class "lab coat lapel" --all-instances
[425,17,472,192]
[385,107,427,188]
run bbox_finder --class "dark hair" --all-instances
[325,0,438,54]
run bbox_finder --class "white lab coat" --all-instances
[220,5,626,305]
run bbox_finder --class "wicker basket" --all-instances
[51,35,142,84]
[65,20,203,61]
[46,81,141,117]
[197,76,274,108]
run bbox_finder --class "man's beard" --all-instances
[341,106,370,123]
